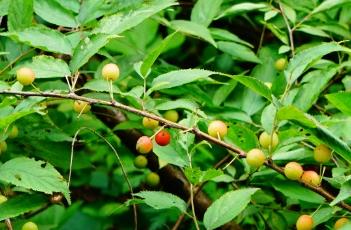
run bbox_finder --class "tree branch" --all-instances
[1,90,351,213]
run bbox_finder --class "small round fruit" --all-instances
[73,100,91,113]
[313,144,332,163]
[301,170,320,187]
[275,58,287,71]
[8,125,19,138]
[136,136,153,154]
[155,130,171,146]
[296,215,313,230]
[16,67,35,86]
[259,131,279,149]
[0,141,7,153]
[334,217,349,229]
[21,221,38,230]
[102,63,120,81]
[284,162,304,180]
[0,195,7,204]
[163,110,179,123]
[134,155,148,169]
[142,117,159,129]
[146,172,160,187]
[246,148,266,168]
[50,193,63,204]
[208,120,228,139]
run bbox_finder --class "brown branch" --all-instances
[1,90,351,213]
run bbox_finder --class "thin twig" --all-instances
[279,2,295,56]
[5,219,13,230]
[1,90,351,213]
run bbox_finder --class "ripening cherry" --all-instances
[0,195,7,204]
[155,130,171,146]
[208,120,228,139]
[334,217,349,229]
[142,117,159,129]
[246,148,266,168]
[50,193,63,204]
[301,170,320,187]
[136,136,153,154]
[0,141,7,154]
[146,172,160,187]
[284,162,304,180]
[133,155,148,169]
[163,110,179,123]
[275,58,287,71]
[21,222,38,230]
[259,131,279,149]
[313,144,332,163]
[102,63,120,81]
[296,215,313,230]
[73,100,91,114]
[16,67,35,86]
[8,125,19,139]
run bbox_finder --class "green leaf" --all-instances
[82,79,121,93]
[0,109,37,129]
[277,106,316,128]
[0,0,10,16]
[261,103,277,134]
[184,167,223,185]
[133,191,187,213]
[54,0,80,13]
[170,20,217,47]
[141,32,177,77]
[7,0,33,31]
[232,75,271,101]
[17,55,71,78]
[151,69,217,91]
[210,28,253,47]
[2,26,72,55]
[213,79,238,106]
[330,181,351,206]
[325,92,351,115]
[218,41,260,63]
[92,0,177,34]
[0,157,70,203]
[216,2,267,19]
[203,188,259,230]
[153,139,189,168]
[155,98,199,111]
[271,180,325,204]
[191,0,223,27]
[312,0,351,15]
[285,42,351,84]
[69,34,115,73]
[34,0,78,27]
[0,194,47,221]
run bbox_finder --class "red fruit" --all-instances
[136,136,153,154]
[155,130,171,146]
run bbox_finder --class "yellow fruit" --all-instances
[275,58,287,71]
[259,131,279,149]
[208,120,228,139]
[284,162,303,180]
[334,217,349,229]
[146,172,160,187]
[8,125,19,138]
[0,141,7,154]
[301,170,320,187]
[313,144,332,163]
[246,148,266,168]
[0,195,7,204]
[163,110,179,123]
[102,63,120,81]
[296,215,313,230]
[73,100,91,113]
[16,67,35,86]
[142,117,159,129]
[21,222,38,230]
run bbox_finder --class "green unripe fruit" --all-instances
[246,148,266,168]
[313,144,332,163]
[0,195,7,204]
[21,221,38,230]
[284,162,303,180]
[259,131,279,149]
[163,110,179,123]
[301,170,320,187]
[134,155,148,169]
[136,136,153,154]
[146,172,160,187]
[208,120,228,139]
[8,125,19,138]
[102,63,120,81]
[16,67,35,86]
[0,141,7,154]
[296,215,313,230]
[275,58,287,71]
[73,100,91,114]
[142,117,159,129]
[334,217,349,229]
